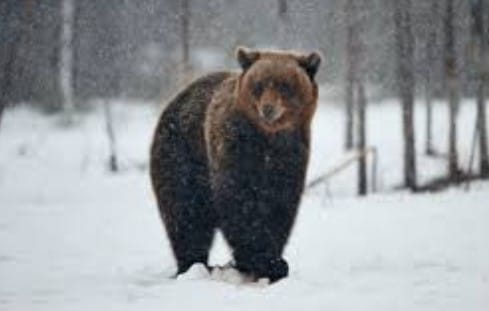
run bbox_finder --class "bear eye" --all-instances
[277,82,294,98]
[252,81,264,98]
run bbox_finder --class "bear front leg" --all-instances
[212,174,289,282]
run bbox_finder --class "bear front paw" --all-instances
[235,254,289,283]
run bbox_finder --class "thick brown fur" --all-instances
[150,48,320,282]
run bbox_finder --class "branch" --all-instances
[306,146,378,191]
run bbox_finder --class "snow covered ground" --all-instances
[1,97,489,310]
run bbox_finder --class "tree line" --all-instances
[1,0,488,190]
[342,0,489,195]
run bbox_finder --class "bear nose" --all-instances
[261,104,276,121]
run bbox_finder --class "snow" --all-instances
[1,98,489,310]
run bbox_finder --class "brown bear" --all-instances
[150,47,321,282]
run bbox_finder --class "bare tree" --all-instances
[475,81,489,177]
[180,0,190,84]
[472,0,489,177]
[444,0,461,181]
[394,0,417,190]
[0,2,32,128]
[0,92,5,128]
[277,0,290,48]
[425,1,440,156]
[344,0,357,150]
[357,82,367,195]
[0,4,16,128]
[60,0,75,124]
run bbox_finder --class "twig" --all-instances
[306,146,378,192]
[103,100,118,172]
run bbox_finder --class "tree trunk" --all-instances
[0,20,14,128]
[444,0,461,182]
[394,0,417,190]
[475,0,489,177]
[181,0,190,84]
[60,0,75,124]
[277,0,289,47]
[0,3,20,128]
[425,1,439,156]
[476,78,489,177]
[344,0,356,150]
[278,0,287,19]
[357,82,367,196]
[425,77,434,155]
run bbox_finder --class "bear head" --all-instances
[235,47,321,134]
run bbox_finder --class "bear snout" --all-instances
[260,104,284,123]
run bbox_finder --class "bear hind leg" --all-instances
[153,157,216,275]
[167,182,216,275]
[171,219,215,275]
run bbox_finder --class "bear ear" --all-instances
[297,52,321,80]
[236,47,260,71]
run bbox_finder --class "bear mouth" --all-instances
[258,105,285,124]
[257,115,294,134]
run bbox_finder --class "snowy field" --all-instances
[1,95,489,310]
